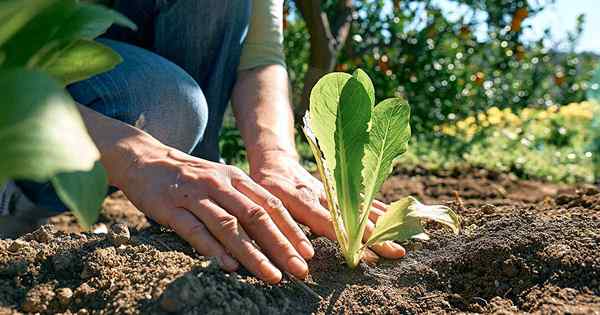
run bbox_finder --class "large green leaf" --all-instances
[0,69,100,182]
[37,39,122,85]
[309,72,352,180]
[52,3,136,40]
[52,161,108,229]
[302,114,348,251]
[352,69,375,106]
[1,0,134,68]
[360,98,411,224]
[1,0,77,67]
[333,78,372,238]
[366,196,460,246]
[0,0,56,47]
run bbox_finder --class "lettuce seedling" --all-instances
[302,69,460,268]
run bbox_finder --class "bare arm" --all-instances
[232,64,298,168]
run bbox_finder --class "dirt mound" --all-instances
[1,169,599,314]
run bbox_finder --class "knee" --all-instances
[138,76,209,154]
[69,39,208,154]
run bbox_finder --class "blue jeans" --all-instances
[16,0,251,214]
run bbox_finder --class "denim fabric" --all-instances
[15,0,251,214]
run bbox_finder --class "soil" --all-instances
[1,167,599,314]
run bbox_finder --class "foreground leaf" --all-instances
[39,39,122,85]
[334,78,372,237]
[360,98,411,223]
[52,161,108,229]
[0,69,100,182]
[366,196,460,246]
[352,69,375,106]
[2,0,134,68]
[309,72,353,181]
[0,0,56,47]
[302,114,348,251]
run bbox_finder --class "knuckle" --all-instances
[244,205,269,226]
[265,196,284,212]
[217,214,239,232]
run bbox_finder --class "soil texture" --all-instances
[1,167,599,314]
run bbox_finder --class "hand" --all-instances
[249,150,406,262]
[118,139,314,284]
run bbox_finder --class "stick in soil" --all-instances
[284,271,322,300]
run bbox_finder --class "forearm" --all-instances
[231,65,298,170]
[77,105,163,188]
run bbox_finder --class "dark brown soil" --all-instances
[1,167,599,314]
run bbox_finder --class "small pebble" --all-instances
[92,223,108,234]
[8,240,28,252]
[481,204,496,215]
[108,223,130,246]
[56,287,73,306]
[32,225,55,243]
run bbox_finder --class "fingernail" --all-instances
[299,240,315,259]
[259,260,282,284]
[287,256,308,278]
[385,241,406,258]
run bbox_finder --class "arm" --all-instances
[232,65,298,170]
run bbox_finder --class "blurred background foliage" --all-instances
[222,0,600,184]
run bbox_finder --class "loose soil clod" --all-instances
[1,168,599,314]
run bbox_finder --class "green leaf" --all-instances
[38,39,122,85]
[334,78,372,238]
[366,196,460,246]
[0,69,100,182]
[360,98,411,223]
[1,0,134,68]
[352,69,375,106]
[309,72,352,180]
[302,114,348,251]
[1,0,77,67]
[51,161,108,229]
[51,3,137,40]
[0,0,56,47]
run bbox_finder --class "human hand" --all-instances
[118,141,314,284]
[249,150,406,262]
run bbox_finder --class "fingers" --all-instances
[265,178,337,241]
[208,184,309,280]
[187,198,283,284]
[363,220,406,259]
[166,207,239,271]
[368,205,386,222]
[233,175,314,260]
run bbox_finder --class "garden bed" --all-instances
[1,168,599,314]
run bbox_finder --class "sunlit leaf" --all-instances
[360,98,411,222]
[0,68,100,183]
[38,39,122,85]
[52,161,108,229]
[366,196,460,246]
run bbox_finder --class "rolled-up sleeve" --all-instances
[238,0,286,71]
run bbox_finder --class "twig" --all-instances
[284,271,322,300]
[453,191,466,211]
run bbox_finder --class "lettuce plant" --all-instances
[302,69,460,268]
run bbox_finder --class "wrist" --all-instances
[247,146,299,174]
